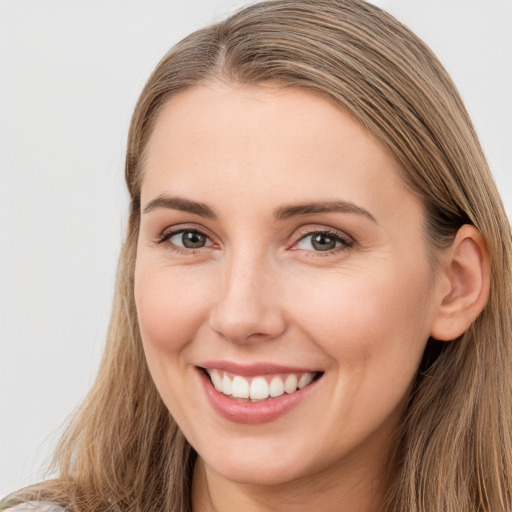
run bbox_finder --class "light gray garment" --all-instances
[4,504,65,512]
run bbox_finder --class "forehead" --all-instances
[141,82,418,223]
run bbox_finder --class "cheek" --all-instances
[134,262,212,355]
[288,264,434,364]
[134,260,214,425]
[285,265,434,446]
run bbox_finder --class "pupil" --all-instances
[182,231,206,248]
[312,234,336,251]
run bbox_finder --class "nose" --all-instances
[208,252,287,344]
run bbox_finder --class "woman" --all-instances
[3,0,511,511]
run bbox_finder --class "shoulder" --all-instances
[3,503,65,512]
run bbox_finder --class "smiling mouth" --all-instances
[201,368,323,402]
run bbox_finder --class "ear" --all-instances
[430,225,490,341]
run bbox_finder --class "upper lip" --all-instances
[197,360,321,377]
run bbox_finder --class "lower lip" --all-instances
[197,368,321,424]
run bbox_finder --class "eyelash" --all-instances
[292,228,354,254]
[155,228,213,255]
[155,226,354,256]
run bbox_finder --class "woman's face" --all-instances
[135,83,442,487]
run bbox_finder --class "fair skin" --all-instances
[134,82,489,512]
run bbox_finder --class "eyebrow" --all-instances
[143,194,376,223]
[274,200,377,223]
[143,195,216,218]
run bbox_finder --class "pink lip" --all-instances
[196,366,322,425]
[198,360,319,377]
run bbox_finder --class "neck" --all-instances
[191,451,393,512]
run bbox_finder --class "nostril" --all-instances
[209,317,286,344]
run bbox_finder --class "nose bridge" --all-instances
[209,245,286,343]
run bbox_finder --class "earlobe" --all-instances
[430,225,490,342]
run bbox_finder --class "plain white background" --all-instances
[1,0,511,497]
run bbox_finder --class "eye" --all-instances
[295,230,352,252]
[162,229,213,250]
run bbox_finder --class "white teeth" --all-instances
[298,372,313,389]
[222,374,232,396]
[206,369,317,400]
[250,377,270,400]
[232,376,250,399]
[269,376,284,397]
[210,369,223,391]
[284,374,298,394]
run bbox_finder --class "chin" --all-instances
[196,435,317,486]
[209,459,304,486]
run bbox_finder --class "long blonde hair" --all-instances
[4,1,512,511]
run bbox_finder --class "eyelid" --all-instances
[294,223,353,241]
